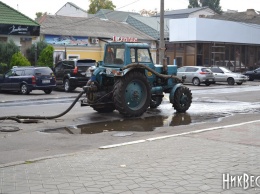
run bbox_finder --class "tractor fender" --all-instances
[115,67,145,77]
[169,83,183,104]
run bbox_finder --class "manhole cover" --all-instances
[0,126,20,132]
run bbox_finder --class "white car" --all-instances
[214,60,246,72]
[210,66,248,85]
[177,66,215,86]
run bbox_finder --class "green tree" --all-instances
[35,12,47,21]
[188,0,222,14]
[0,63,8,74]
[88,0,116,14]
[26,41,48,66]
[0,40,20,68]
[38,45,54,68]
[188,0,199,8]
[10,52,31,67]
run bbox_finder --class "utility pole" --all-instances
[34,43,37,66]
[159,0,166,73]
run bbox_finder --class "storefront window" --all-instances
[211,43,225,65]
[203,44,210,66]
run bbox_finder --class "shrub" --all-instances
[0,63,8,74]
[38,45,54,68]
[0,40,20,68]
[26,41,48,66]
[10,52,31,67]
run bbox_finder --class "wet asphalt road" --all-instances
[0,81,260,164]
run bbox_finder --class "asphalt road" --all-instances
[0,81,260,165]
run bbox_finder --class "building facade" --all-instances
[168,9,260,71]
[39,14,156,64]
[0,1,40,55]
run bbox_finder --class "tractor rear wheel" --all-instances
[113,71,151,117]
[172,86,192,113]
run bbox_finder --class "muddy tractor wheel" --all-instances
[91,105,115,113]
[150,96,163,109]
[172,86,192,113]
[113,71,151,117]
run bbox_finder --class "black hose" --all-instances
[122,63,183,82]
[0,90,85,123]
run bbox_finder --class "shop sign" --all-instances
[45,35,88,46]
[0,24,39,36]
[112,36,138,42]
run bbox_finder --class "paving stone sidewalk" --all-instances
[0,121,260,194]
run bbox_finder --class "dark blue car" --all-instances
[0,66,56,94]
[244,67,260,81]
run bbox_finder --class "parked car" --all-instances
[54,59,96,92]
[0,66,56,94]
[177,66,215,86]
[210,66,248,85]
[214,60,246,72]
[243,67,260,81]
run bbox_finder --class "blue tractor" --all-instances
[82,42,192,117]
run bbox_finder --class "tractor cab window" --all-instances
[130,48,152,63]
[138,49,151,63]
[104,45,125,65]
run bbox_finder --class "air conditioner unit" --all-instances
[91,38,99,44]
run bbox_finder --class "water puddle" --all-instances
[41,113,229,135]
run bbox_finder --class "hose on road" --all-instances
[0,90,85,123]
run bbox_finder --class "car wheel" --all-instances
[44,89,52,94]
[236,82,243,85]
[64,79,72,92]
[192,78,200,86]
[20,84,30,95]
[227,78,235,85]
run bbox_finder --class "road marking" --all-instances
[99,140,146,149]
[99,119,260,149]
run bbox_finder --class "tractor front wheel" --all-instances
[113,71,151,117]
[172,86,192,113]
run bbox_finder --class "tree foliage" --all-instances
[38,45,54,68]
[10,52,31,67]
[0,40,20,68]
[26,41,48,66]
[188,0,222,14]
[35,12,47,20]
[88,0,116,14]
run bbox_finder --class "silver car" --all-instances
[177,66,215,86]
[210,66,248,85]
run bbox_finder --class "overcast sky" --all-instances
[1,0,259,20]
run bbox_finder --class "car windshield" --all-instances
[77,60,96,67]
[104,45,125,65]
[220,67,232,73]
[201,68,212,72]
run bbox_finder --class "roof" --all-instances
[95,9,140,22]
[153,7,215,19]
[39,15,155,40]
[0,1,39,26]
[126,15,170,39]
[207,9,260,25]
[57,2,88,14]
